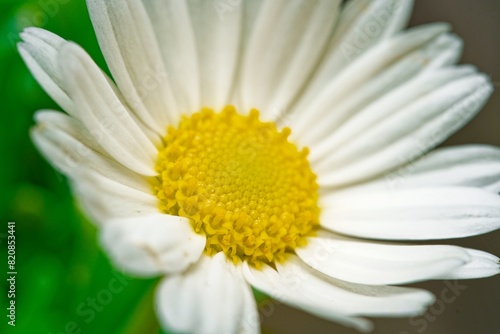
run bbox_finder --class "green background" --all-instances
[1,1,500,334]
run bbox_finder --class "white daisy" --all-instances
[19,0,500,333]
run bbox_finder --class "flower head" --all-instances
[20,0,500,332]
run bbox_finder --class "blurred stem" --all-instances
[121,279,162,334]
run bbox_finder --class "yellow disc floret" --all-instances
[154,106,319,267]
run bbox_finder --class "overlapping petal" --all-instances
[334,145,500,194]
[32,110,151,191]
[294,0,415,115]
[18,28,74,115]
[59,42,158,175]
[87,0,176,131]
[101,213,206,277]
[244,255,435,333]
[320,187,500,240]
[296,234,497,285]
[156,253,258,334]
[239,0,341,120]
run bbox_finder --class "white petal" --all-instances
[19,28,161,148]
[420,33,464,70]
[156,253,253,334]
[186,0,243,110]
[299,0,415,99]
[31,112,151,193]
[58,42,158,176]
[244,264,372,333]
[238,279,261,334]
[18,28,74,115]
[101,213,205,277]
[290,0,419,122]
[87,0,176,131]
[243,255,435,332]
[316,72,493,187]
[34,110,107,156]
[337,145,500,195]
[302,35,465,150]
[278,256,435,316]
[29,103,161,225]
[102,74,163,147]
[226,0,262,110]
[290,23,450,141]
[239,0,341,120]
[72,170,158,222]
[310,64,475,162]
[436,248,500,280]
[143,0,201,115]
[381,0,415,37]
[296,235,470,285]
[321,187,500,240]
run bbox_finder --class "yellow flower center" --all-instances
[154,106,319,267]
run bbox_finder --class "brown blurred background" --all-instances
[261,1,500,333]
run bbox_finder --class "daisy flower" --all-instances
[19,0,500,332]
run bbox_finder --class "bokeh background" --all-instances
[1,0,499,333]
